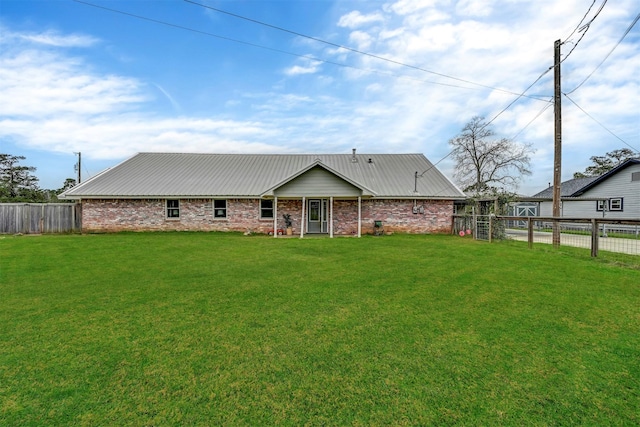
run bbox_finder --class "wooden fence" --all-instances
[0,203,81,234]
[453,214,640,257]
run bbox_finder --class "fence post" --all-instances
[591,219,598,257]
[488,216,493,243]
[527,218,533,249]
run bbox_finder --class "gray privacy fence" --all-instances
[453,215,640,257]
[0,203,81,234]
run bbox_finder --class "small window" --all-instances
[167,199,180,218]
[597,198,623,212]
[214,199,227,218]
[260,199,274,219]
[632,171,640,182]
[609,198,623,211]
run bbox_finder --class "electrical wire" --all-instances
[183,0,549,100]
[561,0,608,63]
[510,99,554,141]
[73,0,547,99]
[566,11,640,95]
[481,68,553,131]
[563,93,639,153]
[563,0,597,43]
[416,65,553,181]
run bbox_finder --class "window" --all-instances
[214,199,227,218]
[596,198,623,212]
[260,199,274,219]
[166,199,180,218]
[609,198,623,211]
[632,171,640,182]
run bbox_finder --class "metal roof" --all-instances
[61,152,465,199]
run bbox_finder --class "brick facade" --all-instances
[81,198,453,234]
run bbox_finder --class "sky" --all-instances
[1,0,638,196]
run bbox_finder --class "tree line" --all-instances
[0,154,75,203]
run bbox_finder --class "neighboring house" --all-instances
[526,158,640,218]
[60,151,466,236]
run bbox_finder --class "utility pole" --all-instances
[552,39,562,248]
[74,152,81,184]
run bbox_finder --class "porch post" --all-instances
[357,196,362,237]
[300,196,305,238]
[329,196,334,238]
[273,196,278,238]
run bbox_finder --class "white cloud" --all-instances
[0,48,147,117]
[456,0,493,17]
[348,30,374,50]
[284,63,321,76]
[337,11,384,29]
[19,30,99,47]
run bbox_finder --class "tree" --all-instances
[0,154,45,202]
[573,148,638,178]
[448,116,533,194]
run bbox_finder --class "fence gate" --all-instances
[475,215,491,241]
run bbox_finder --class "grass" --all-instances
[1,232,639,426]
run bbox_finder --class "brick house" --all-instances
[60,151,465,236]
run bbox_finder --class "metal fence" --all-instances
[453,215,640,257]
[0,203,81,234]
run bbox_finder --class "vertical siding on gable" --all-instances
[274,167,362,197]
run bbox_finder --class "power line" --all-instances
[416,66,553,179]
[566,11,640,95]
[563,93,639,153]
[183,0,549,100]
[563,0,597,42]
[481,68,553,131]
[561,0,608,64]
[73,0,546,99]
[510,99,554,141]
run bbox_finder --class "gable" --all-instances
[274,166,362,197]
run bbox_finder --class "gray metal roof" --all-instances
[61,152,465,199]
[531,176,599,198]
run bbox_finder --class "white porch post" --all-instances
[273,196,278,238]
[300,196,305,238]
[329,196,334,238]
[357,196,362,237]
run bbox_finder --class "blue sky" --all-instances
[1,0,638,196]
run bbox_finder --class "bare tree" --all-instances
[449,116,533,194]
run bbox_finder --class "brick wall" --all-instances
[333,199,453,234]
[81,198,453,234]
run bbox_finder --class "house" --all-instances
[526,158,640,218]
[60,151,466,236]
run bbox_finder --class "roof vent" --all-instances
[368,158,373,163]
[351,148,357,163]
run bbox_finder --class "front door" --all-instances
[307,199,328,233]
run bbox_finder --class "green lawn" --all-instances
[1,233,639,426]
